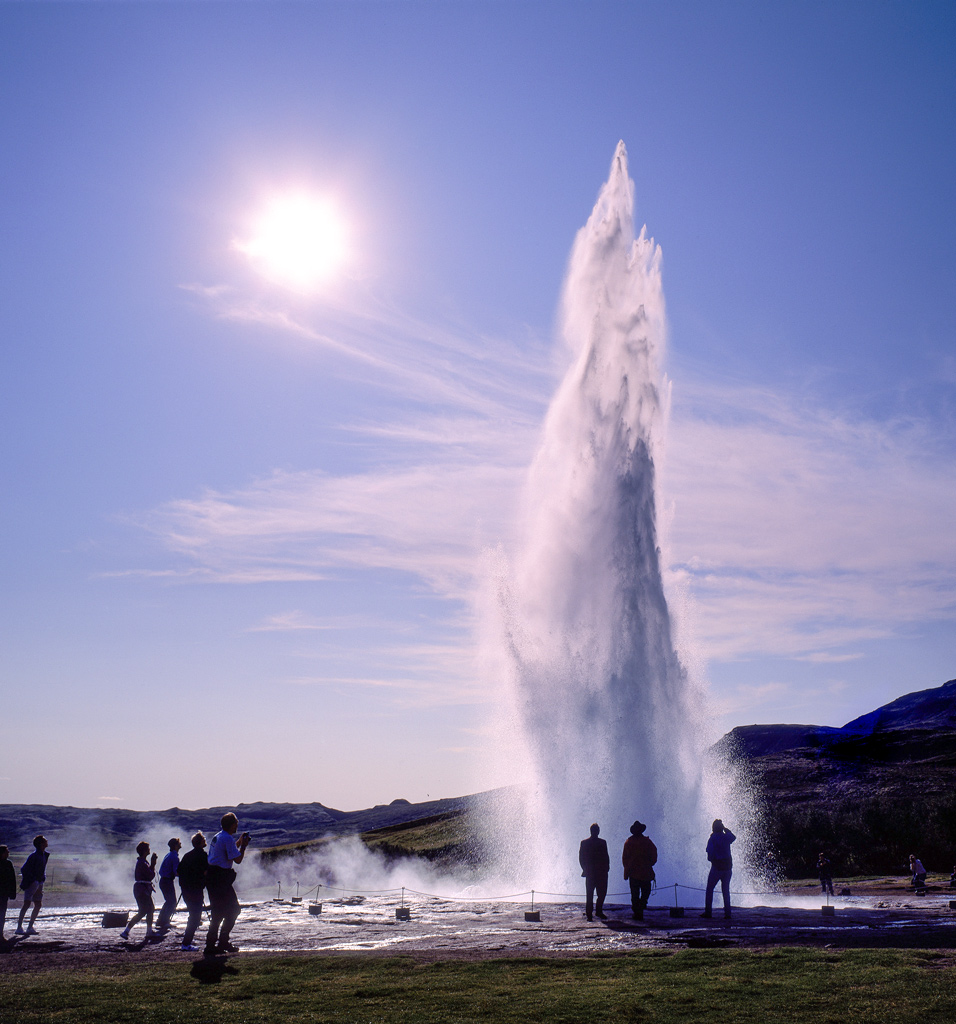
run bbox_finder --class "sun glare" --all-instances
[236,193,349,292]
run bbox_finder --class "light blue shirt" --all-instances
[208,830,241,869]
[159,850,179,879]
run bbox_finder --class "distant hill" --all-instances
[718,678,956,877]
[0,792,501,855]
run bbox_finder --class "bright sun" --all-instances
[235,193,349,292]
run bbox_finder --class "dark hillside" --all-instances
[722,678,956,877]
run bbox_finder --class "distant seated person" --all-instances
[909,854,927,888]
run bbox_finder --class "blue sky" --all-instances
[2,1,954,811]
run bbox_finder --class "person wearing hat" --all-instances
[622,821,657,921]
[578,823,610,922]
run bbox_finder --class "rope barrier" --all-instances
[250,877,812,903]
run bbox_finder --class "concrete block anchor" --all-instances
[396,887,411,920]
[525,890,541,922]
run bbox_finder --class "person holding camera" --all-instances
[204,812,250,956]
[701,818,736,920]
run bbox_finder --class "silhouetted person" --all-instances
[156,837,182,933]
[578,823,610,921]
[817,852,834,896]
[178,831,208,952]
[622,820,657,920]
[909,854,927,888]
[16,835,49,935]
[0,846,16,940]
[700,818,735,920]
[204,812,250,956]
[120,841,158,941]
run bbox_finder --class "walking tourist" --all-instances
[120,841,158,941]
[204,812,250,956]
[155,837,181,933]
[178,832,208,952]
[0,846,16,940]
[16,835,49,935]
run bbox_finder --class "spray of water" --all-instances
[487,142,734,894]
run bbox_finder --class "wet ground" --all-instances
[3,881,956,971]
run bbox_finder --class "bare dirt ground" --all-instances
[3,878,956,974]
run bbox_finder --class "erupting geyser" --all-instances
[491,142,723,893]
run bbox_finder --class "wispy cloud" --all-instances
[662,379,956,662]
[130,287,955,697]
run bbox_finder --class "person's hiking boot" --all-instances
[595,911,607,919]
[699,911,712,919]
[119,928,130,940]
[25,926,38,935]
[15,926,25,935]
[217,941,239,954]
[181,943,200,952]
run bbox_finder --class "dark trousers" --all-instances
[181,888,205,946]
[584,873,608,919]
[628,877,652,918]
[156,877,178,930]
[206,868,240,949]
[705,866,732,915]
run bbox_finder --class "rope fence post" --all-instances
[395,886,411,921]
[525,890,540,922]
[669,882,685,918]
[309,883,323,915]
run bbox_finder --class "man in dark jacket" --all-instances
[578,823,610,921]
[622,820,658,920]
[177,832,208,952]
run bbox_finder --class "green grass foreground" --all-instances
[1,948,953,1024]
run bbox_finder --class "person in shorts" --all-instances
[16,835,49,935]
[204,812,249,956]
[120,842,158,941]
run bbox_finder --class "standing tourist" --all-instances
[120,842,158,941]
[0,846,16,940]
[578,823,610,922]
[622,820,658,921]
[817,852,835,896]
[178,832,208,952]
[700,819,736,920]
[155,837,181,934]
[16,835,49,935]
[204,812,250,956]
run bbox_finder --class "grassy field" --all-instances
[1,948,954,1023]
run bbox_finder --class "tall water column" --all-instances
[494,142,713,892]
